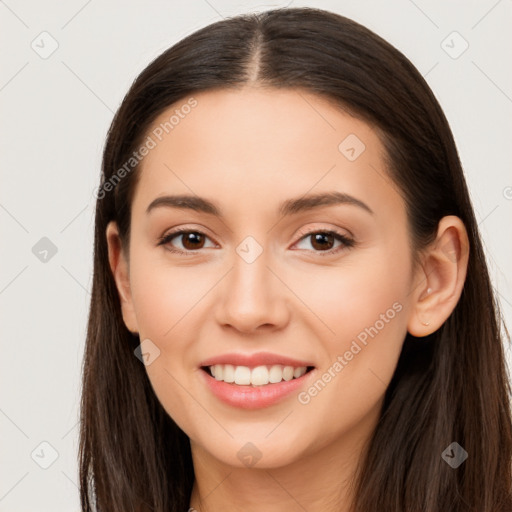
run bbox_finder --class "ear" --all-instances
[407,215,470,337]
[105,221,139,334]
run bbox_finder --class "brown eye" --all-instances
[309,232,336,251]
[293,229,355,256]
[180,232,206,250]
[157,229,215,255]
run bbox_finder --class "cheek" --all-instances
[129,248,209,339]
[127,250,210,427]
[295,248,410,393]
[296,252,409,340]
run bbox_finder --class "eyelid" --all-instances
[291,226,355,256]
[294,224,352,241]
[158,224,215,242]
[158,224,355,256]
[157,225,217,253]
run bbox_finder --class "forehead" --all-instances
[132,87,403,223]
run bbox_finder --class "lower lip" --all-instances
[199,367,316,409]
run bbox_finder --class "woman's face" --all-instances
[109,87,422,469]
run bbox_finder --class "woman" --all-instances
[80,7,512,511]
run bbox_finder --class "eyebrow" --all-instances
[146,191,374,217]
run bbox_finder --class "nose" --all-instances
[214,246,290,334]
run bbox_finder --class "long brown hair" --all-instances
[80,7,512,511]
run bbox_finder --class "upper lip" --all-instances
[199,352,315,369]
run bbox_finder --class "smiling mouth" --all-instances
[200,364,315,387]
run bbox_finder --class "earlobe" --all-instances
[407,216,469,337]
[105,221,139,334]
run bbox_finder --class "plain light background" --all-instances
[1,1,511,510]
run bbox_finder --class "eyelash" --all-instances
[157,227,355,257]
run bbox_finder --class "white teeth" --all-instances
[282,366,294,381]
[208,364,309,386]
[250,365,269,386]
[234,365,251,385]
[213,364,222,381]
[293,366,306,379]
[222,364,235,383]
[269,365,284,383]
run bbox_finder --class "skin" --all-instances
[106,87,469,512]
